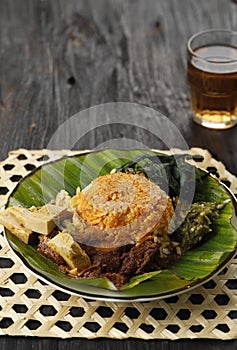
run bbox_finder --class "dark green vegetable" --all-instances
[115,153,205,200]
[172,201,229,252]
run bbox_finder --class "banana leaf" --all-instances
[5,149,237,300]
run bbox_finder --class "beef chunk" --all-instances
[80,243,131,273]
[120,239,158,275]
[79,239,180,289]
[103,273,130,289]
[121,238,180,276]
[80,265,101,278]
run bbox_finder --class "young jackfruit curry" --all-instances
[0,166,227,289]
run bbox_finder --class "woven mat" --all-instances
[0,148,237,340]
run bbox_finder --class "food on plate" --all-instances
[0,206,35,244]
[0,154,230,289]
[70,172,174,247]
[46,232,91,271]
[172,201,228,251]
[0,206,59,243]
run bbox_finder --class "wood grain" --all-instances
[0,0,236,174]
[0,0,237,349]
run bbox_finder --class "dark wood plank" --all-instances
[0,337,237,350]
[0,0,237,349]
[0,0,236,174]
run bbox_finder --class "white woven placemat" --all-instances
[0,148,237,339]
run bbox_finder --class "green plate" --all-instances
[4,149,237,301]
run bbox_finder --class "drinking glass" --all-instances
[187,29,237,129]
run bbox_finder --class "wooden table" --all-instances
[0,0,237,349]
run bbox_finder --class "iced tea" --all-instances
[187,30,237,129]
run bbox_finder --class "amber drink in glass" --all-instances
[187,29,237,129]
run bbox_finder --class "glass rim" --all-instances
[187,28,237,64]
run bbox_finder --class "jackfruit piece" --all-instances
[0,205,56,238]
[47,231,91,271]
[0,207,33,244]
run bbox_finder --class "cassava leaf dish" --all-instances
[4,149,237,302]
